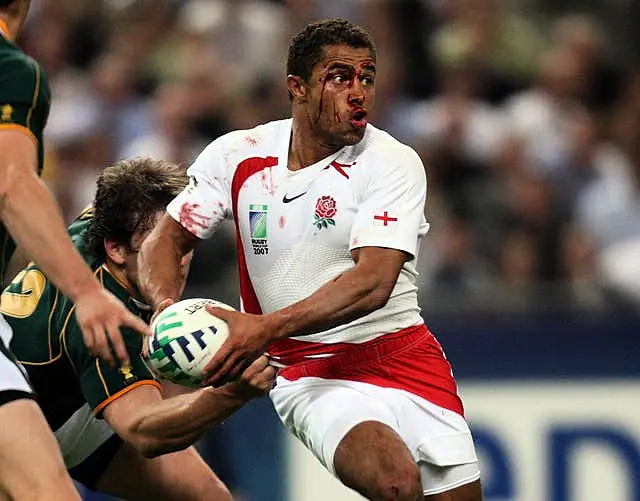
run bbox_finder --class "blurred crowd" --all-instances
[20,0,640,314]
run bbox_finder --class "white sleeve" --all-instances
[349,144,428,258]
[166,139,231,239]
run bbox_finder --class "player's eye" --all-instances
[362,76,374,86]
[332,74,348,84]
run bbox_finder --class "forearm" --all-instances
[138,215,196,309]
[267,266,391,340]
[0,172,101,299]
[131,387,249,457]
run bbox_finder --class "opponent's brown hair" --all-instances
[85,157,187,261]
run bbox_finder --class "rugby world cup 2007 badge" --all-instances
[249,204,269,255]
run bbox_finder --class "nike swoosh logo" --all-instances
[282,192,307,203]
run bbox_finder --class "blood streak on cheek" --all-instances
[316,74,330,124]
[178,202,210,234]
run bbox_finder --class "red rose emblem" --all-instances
[315,196,337,219]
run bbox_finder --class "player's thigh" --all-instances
[0,398,80,501]
[96,441,231,501]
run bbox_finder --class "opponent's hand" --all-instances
[224,355,277,399]
[202,306,275,387]
[75,288,150,367]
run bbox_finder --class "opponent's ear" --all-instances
[104,239,127,265]
[287,74,308,103]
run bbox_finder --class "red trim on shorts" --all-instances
[277,324,465,416]
[231,157,277,314]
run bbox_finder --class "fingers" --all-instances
[84,324,115,367]
[107,320,130,367]
[205,305,234,321]
[241,355,269,379]
[150,298,175,326]
[202,345,228,385]
[123,311,151,338]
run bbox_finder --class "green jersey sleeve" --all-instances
[65,320,161,417]
[0,54,50,149]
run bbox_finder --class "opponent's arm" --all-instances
[137,213,200,312]
[0,131,149,365]
[102,356,275,458]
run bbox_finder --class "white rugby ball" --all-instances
[147,298,234,387]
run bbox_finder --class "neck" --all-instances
[103,262,142,302]
[288,114,341,171]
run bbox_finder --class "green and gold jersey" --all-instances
[0,212,160,431]
[0,25,51,279]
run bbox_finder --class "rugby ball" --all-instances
[146,298,234,387]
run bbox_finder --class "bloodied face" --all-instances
[298,44,376,148]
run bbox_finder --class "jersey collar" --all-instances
[0,19,9,40]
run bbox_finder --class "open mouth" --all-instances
[350,110,368,128]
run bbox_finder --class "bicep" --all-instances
[102,384,163,440]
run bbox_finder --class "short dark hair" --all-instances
[85,157,187,261]
[0,0,16,8]
[286,18,376,83]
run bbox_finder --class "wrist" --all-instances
[262,311,289,341]
[67,276,103,302]
[210,384,254,404]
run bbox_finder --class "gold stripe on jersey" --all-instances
[22,300,73,366]
[61,304,78,372]
[93,380,162,416]
[0,124,38,145]
[25,60,41,130]
[96,358,109,396]
[47,288,60,360]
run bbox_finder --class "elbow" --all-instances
[127,419,192,459]
[363,280,395,313]
[0,164,30,209]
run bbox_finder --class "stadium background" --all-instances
[15,0,640,500]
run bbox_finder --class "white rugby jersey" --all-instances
[167,119,430,360]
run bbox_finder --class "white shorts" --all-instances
[270,376,480,495]
[54,403,115,469]
[0,314,32,398]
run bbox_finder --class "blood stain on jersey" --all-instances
[313,196,337,230]
[179,202,209,234]
[278,215,286,228]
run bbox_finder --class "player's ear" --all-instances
[104,239,127,265]
[287,74,308,104]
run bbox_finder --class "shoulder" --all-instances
[200,120,287,156]
[0,50,47,87]
[190,119,288,174]
[354,125,425,177]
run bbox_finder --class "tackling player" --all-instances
[0,1,148,499]
[2,158,276,500]
[138,18,483,501]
